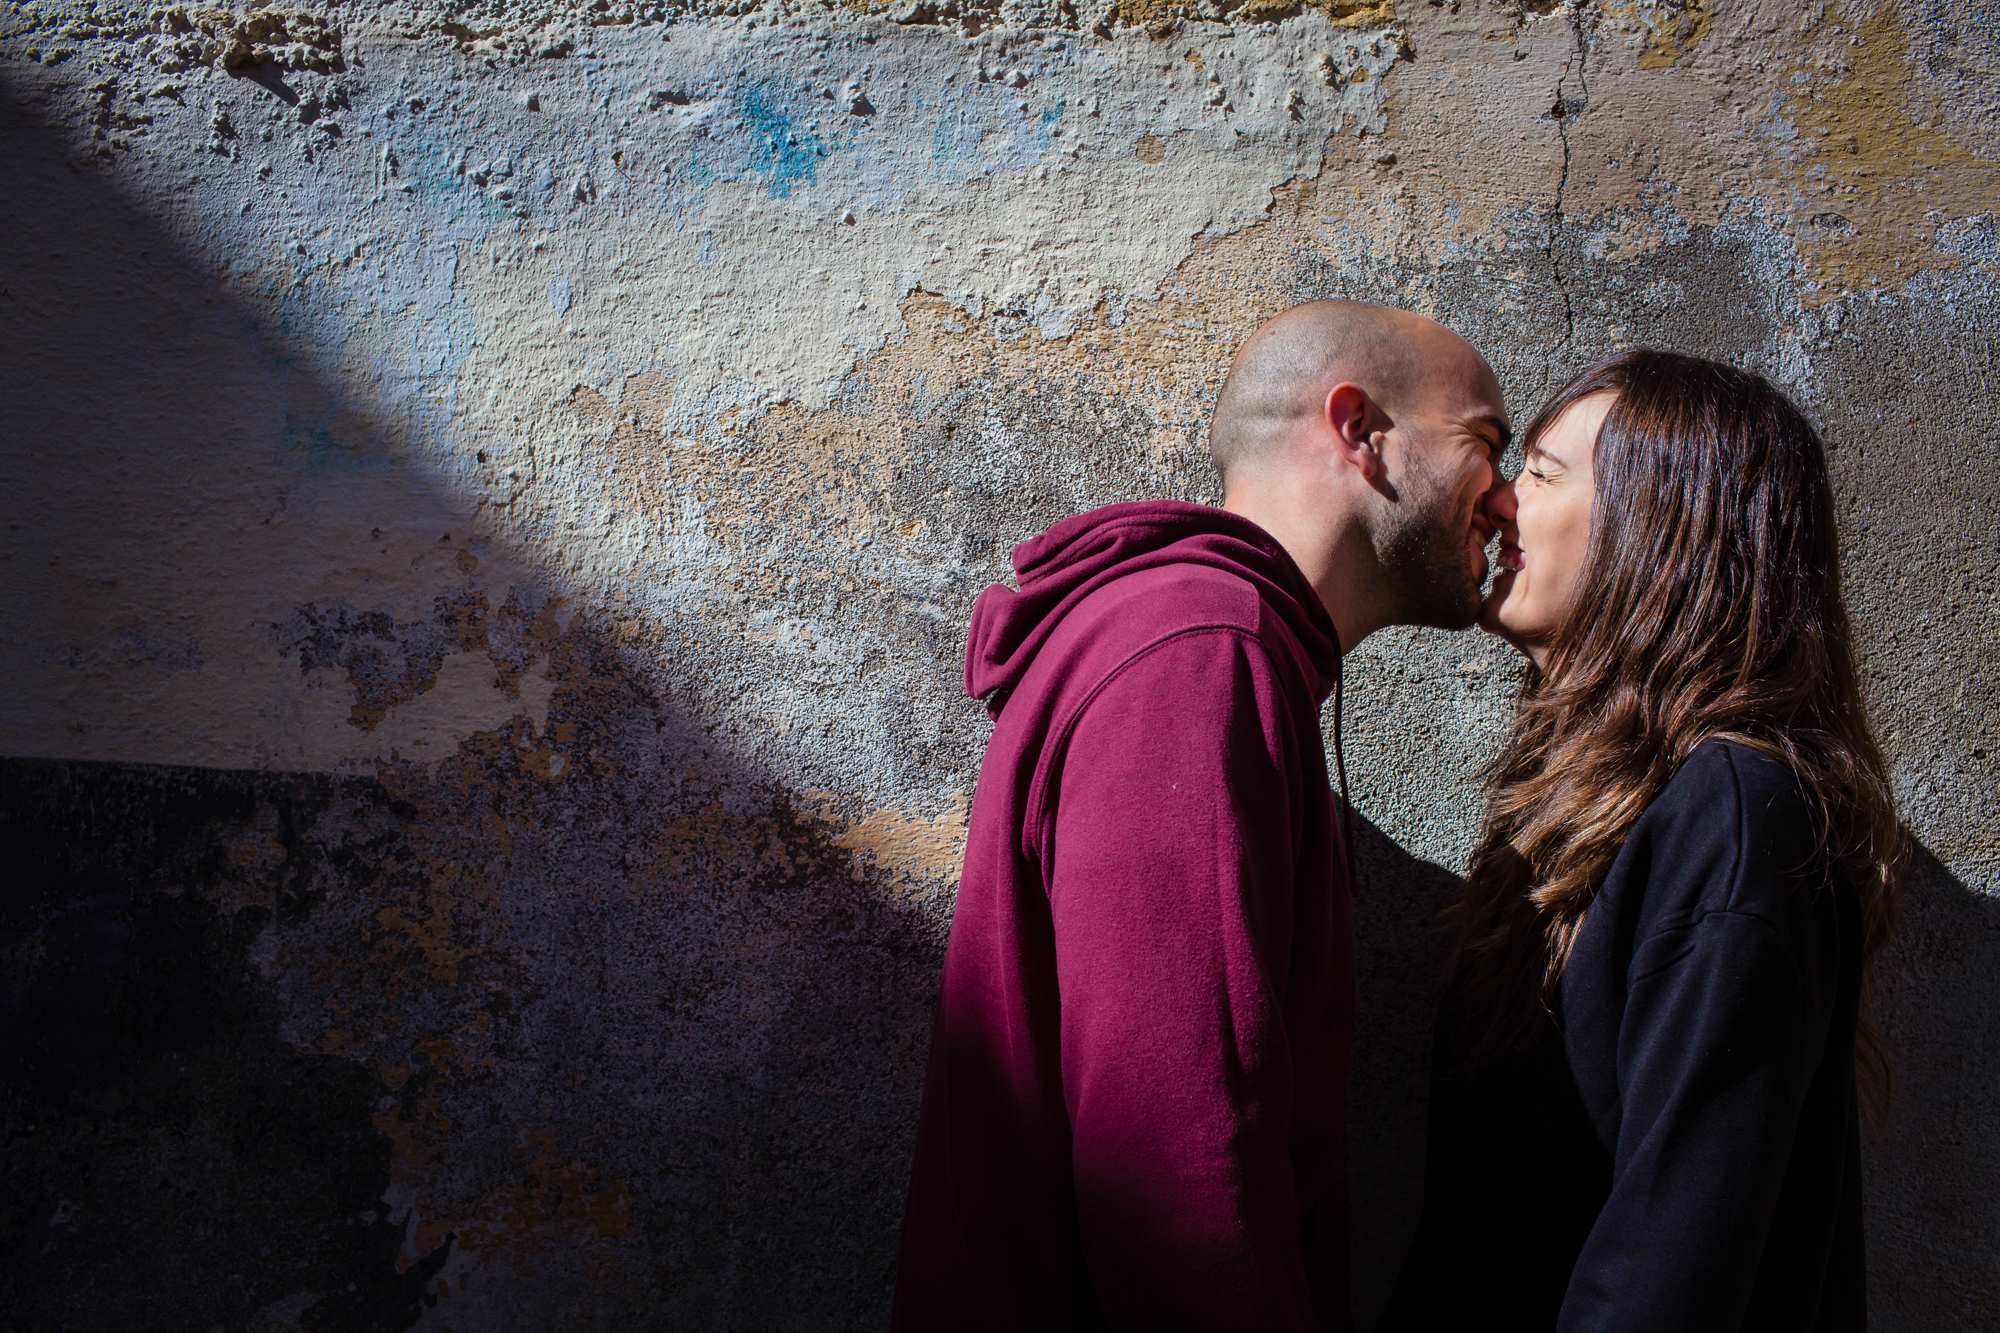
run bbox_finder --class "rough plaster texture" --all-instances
[1,0,1995,1328]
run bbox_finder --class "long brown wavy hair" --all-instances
[1446,348,1904,1120]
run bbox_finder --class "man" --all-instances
[893,301,1511,1331]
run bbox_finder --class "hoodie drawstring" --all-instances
[1332,640,1356,897]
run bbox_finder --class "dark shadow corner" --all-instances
[1865,839,2000,1332]
[1334,813,1467,1330]
[1329,826,2000,1333]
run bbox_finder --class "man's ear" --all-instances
[1324,382,1385,483]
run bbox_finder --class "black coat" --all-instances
[1378,741,1868,1333]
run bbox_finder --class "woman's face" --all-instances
[1480,391,1615,666]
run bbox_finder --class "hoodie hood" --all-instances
[964,500,1340,709]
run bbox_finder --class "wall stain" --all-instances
[1,595,956,1325]
[1761,0,2000,299]
[818,791,970,886]
[1610,0,1713,69]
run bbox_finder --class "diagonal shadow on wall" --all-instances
[1865,842,2000,1332]
[0,69,950,1333]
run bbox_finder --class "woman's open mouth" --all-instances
[1496,542,1524,572]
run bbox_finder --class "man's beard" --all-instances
[1379,463,1483,631]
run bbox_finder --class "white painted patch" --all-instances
[279,652,561,772]
[444,15,1405,417]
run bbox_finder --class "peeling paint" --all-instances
[1759,0,2000,298]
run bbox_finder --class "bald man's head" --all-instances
[1208,300,1490,484]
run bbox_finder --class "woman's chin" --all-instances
[1478,592,1540,663]
[1478,576,1516,633]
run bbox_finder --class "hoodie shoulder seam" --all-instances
[1023,623,1286,869]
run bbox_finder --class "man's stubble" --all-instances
[1377,449,1485,632]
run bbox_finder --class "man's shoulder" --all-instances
[993,560,1314,730]
[1031,560,1311,701]
[1066,559,1269,651]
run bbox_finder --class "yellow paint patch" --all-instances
[1607,0,1714,69]
[1763,0,1999,299]
[1108,0,1395,34]
[379,1099,635,1284]
[826,792,970,884]
[1313,0,1398,28]
[371,862,476,984]
[433,1129,636,1277]
[620,368,676,425]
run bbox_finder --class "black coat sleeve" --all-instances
[1556,749,1843,1333]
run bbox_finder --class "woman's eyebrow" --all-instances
[1525,439,1566,468]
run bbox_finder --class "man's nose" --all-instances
[1482,475,1518,524]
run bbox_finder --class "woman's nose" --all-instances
[1483,474,1518,524]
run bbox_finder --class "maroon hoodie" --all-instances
[893,501,1356,1332]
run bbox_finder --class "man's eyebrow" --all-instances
[1472,412,1513,452]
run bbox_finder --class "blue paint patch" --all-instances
[930,107,973,186]
[549,278,573,313]
[662,156,709,222]
[738,87,822,199]
[382,129,476,211]
[667,77,859,217]
[285,401,370,474]
[925,86,1060,186]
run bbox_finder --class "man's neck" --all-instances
[1223,487,1391,656]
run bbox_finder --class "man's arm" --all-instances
[1045,627,1313,1331]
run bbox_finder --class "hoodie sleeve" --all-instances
[1042,627,1314,1332]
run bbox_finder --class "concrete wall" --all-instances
[1,0,1994,1327]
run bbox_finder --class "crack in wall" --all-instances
[1541,8,1591,390]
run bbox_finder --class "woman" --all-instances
[1377,350,1902,1332]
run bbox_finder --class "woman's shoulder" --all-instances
[1645,738,1813,834]
[1624,738,1827,917]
